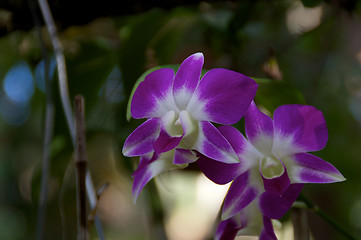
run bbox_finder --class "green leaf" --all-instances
[253,78,306,113]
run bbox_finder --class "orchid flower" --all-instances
[122,53,258,201]
[197,102,345,237]
[215,183,303,240]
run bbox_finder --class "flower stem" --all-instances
[297,194,356,240]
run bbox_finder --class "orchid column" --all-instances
[122,53,258,201]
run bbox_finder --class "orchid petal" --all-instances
[132,152,174,203]
[153,130,182,154]
[153,111,182,153]
[288,153,346,183]
[245,101,274,154]
[122,118,161,156]
[187,69,258,124]
[215,215,241,240]
[259,217,277,240]
[173,53,204,110]
[131,68,177,119]
[260,154,290,195]
[194,122,239,164]
[197,155,242,185]
[173,148,197,165]
[222,172,260,220]
[259,183,303,219]
[273,105,328,155]
[261,166,291,196]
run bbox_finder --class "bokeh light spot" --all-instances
[3,62,34,104]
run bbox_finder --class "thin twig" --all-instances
[297,194,357,240]
[28,1,54,239]
[74,95,89,240]
[37,2,105,239]
[37,0,74,143]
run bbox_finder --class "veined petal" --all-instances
[222,171,260,220]
[173,148,197,165]
[197,155,242,185]
[273,105,328,154]
[194,122,239,164]
[122,118,161,156]
[131,68,177,119]
[132,152,174,203]
[288,153,346,183]
[245,101,274,154]
[187,68,258,124]
[173,53,204,110]
[259,183,303,219]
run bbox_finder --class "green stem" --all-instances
[297,194,356,240]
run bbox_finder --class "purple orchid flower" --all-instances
[122,53,258,201]
[198,102,345,238]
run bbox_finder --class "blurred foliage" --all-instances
[1,0,361,239]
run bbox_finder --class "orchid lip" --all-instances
[260,154,285,179]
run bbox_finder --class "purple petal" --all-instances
[194,122,239,164]
[132,153,173,202]
[197,155,242,184]
[259,217,277,240]
[153,130,182,153]
[290,153,346,183]
[245,101,274,153]
[173,148,197,165]
[222,171,259,220]
[215,216,241,240]
[218,126,250,159]
[187,68,258,124]
[131,68,176,119]
[262,166,291,196]
[173,53,204,110]
[273,105,328,153]
[259,183,303,219]
[122,118,161,156]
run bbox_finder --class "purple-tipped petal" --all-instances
[222,172,260,220]
[132,152,174,202]
[187,69,258,125]
[131,68,176,119]
[259,217,277,240]
[197,155,242,184]
[173,53,204,110]
[273,105,328,153]
[123,118,161,156]
[245,101,274,153]
[259,183,303,219]
[194,122,239,164]
[290,153,346,183]
[173,148,197,165]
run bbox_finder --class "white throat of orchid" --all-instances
[260,154,285,179]
[162,110,197,140]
